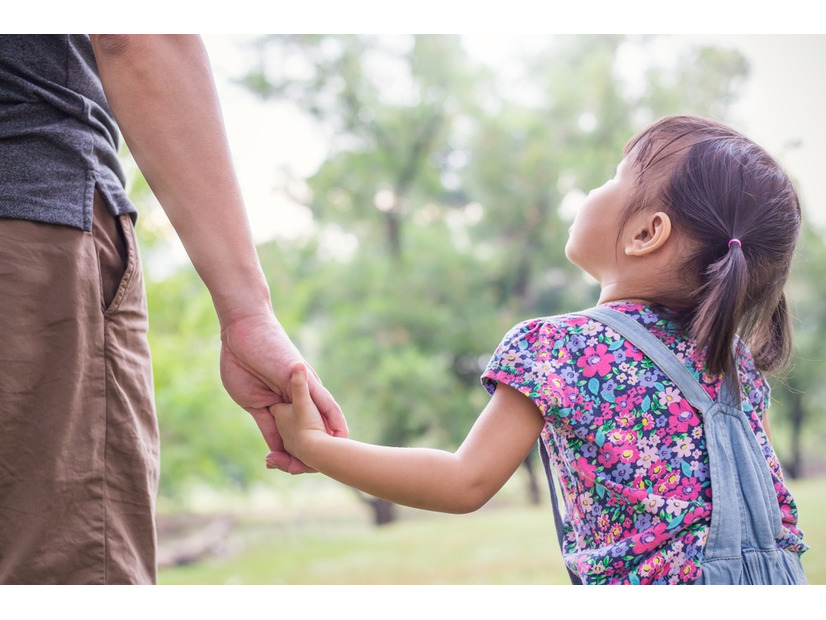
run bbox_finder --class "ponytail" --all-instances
[624,116,801,377]
[690,238,749,377]
[751,293,794,374]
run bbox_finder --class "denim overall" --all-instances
[577,307,807,584]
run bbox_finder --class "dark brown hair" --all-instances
[623,115,801,377]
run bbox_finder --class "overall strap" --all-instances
[538,439,582,584]
[579,307,715,414]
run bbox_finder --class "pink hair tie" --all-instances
[728,238,742,248]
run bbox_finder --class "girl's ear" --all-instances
[625,211,672,256]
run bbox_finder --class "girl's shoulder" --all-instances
[500,302,680,345]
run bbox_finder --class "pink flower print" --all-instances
[680,561,701,582]
[617,411,636,428]
[569,315,589,328]
[624,341,644,361]
[578,494,596,514]
[617,483,648,505]
[618,445,639,464]
[638,553,671,584]
[577,343,615,378]
[677,477,702,501]
[668,399,700,433]
[656,471,683,495]
[607,429,636,445]
[598,448,620,469]
[489,369,514,384]
[649,461,667,480]
[632,522,668,555]
[614,394,636,419]
[780,503,795,525]
[682,504,709,526]
[572,456,597,488]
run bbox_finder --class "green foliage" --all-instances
[767,219,826,475]
[133,34,825,500]
[145,269,269,500]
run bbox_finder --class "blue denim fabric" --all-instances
[581,307,807,585]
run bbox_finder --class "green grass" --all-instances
[158,504,567,584]
[788,475,825,583]
[158,474,824,585]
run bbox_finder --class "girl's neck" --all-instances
[597,296,652,307]
[597,281,657,307]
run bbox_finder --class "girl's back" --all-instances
[483,301,806,584]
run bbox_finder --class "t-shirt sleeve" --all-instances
[481,317,570,418]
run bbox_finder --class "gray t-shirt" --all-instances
[0,34,136,230]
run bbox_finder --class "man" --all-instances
[0,34,345,584]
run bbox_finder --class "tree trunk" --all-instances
[353,489,399,526]
[786,384,805,479]
[369,497,397,526]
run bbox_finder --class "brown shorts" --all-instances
[0,194,159,584]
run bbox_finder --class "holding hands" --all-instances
[266,363,328,471]
[221,316,346,474]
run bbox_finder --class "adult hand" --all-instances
[220,312,348,474]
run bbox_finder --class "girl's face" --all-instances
[565,157,637,283]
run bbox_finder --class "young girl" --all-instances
[268,115,808,585]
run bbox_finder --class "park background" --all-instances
[119,34,826,584]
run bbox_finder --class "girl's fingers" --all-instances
[291,363,311,403]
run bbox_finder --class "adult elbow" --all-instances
[90,34,144,57]
[90,35,199,60]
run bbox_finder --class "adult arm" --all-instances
[271,365,546,513]
[89,35,347,473]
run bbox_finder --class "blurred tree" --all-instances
[146,270,267,500]
[241,34,489,260]
[770,219,826,478]
[243,35,499,522]
[239,34,753,524]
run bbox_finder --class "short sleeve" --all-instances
[481,317,575,418]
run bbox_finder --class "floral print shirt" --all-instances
[481,302,806,585]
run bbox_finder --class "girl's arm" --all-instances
[270,364,546,514]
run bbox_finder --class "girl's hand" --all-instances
[267,363,328,470]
